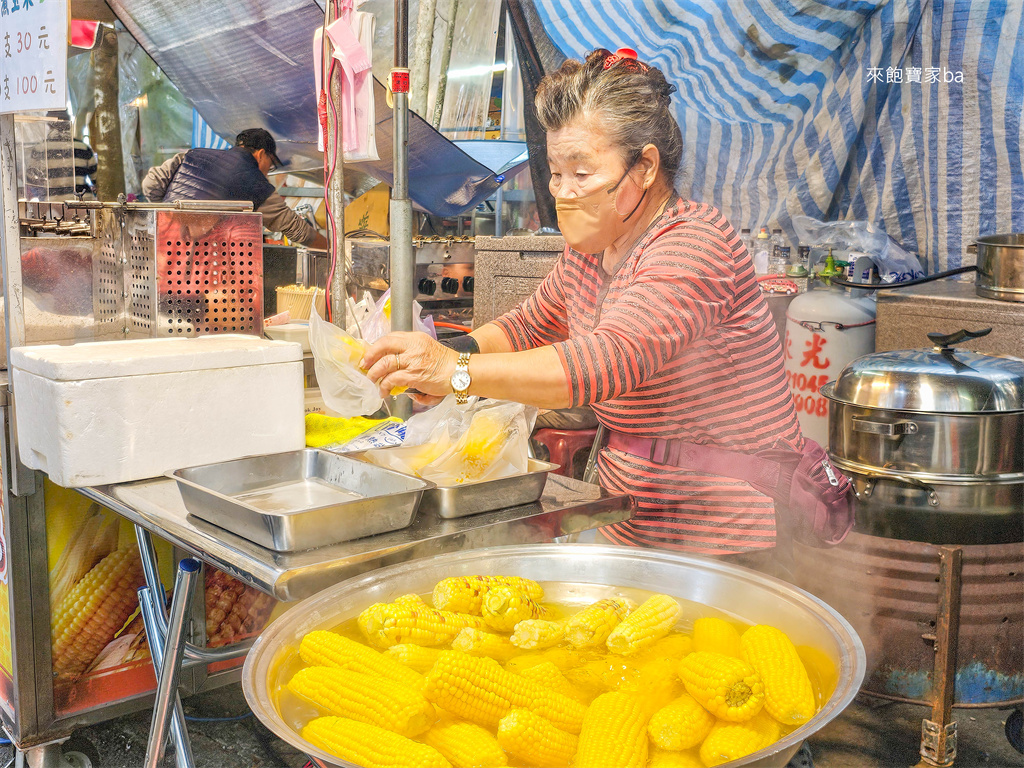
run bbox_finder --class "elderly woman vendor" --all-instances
[363,48,803,558]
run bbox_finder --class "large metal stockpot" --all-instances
[242,545,866,768]
[822,329,1024,544]
[975,233,1024,303]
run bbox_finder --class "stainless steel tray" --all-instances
[169,450,434,552]
[349,452,559,519]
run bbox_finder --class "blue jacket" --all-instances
[161,147,275,210]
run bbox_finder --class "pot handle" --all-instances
[927,328,992,349]
[852,416,918,437]
[861,472,940,507]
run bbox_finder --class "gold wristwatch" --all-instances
[450,352,472,404]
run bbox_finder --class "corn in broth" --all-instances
[284,580,823,767]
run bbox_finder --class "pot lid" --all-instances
[829,329,1024,413]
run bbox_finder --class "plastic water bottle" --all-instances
[769,229,789,275]
[752,227,772,274]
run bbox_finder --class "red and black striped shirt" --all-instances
[494,199,803,554]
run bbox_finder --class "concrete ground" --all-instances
[0,684,1020,768]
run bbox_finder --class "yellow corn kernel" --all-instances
[635,633,694,664]
[620,656,685,715]
[564,598,633,648]
[299,630,424,690]
[481,585,548,632]
[678,651,765,722]
[288,666,435,737]
[574,691,650,768]
[51,546,144,681]
[510,619,565,650]
[606,594,681,656]
[424,651,586,733]
[699,711,782,767]
[518,661,590,704]
[421,715,508,768]
[432,576,544,614]
[693,617,743,658]
[648,747,705,768]
[564,657,641,697]
[302,716,450,768]
[740,625,817,725]
[358,600,487,648]
[386,644,444,674]
[452,628,522,663]
[647,692,716,750]
[394,593,428,606]
[497,708,578,768]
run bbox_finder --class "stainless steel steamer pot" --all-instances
[975,233,1024,302]
[242,544,866,768]
[822,330,1024,544]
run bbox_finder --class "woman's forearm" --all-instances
[465,345,571,409]
[469,323,514,354]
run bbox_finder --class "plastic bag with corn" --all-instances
[308,304,384,417]
[363,396,537,486]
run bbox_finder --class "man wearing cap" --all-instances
[142,128,328,249]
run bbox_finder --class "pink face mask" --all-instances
[554,160,648,254]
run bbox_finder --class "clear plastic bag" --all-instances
[363,396,537,485]
[308,304,383,417]
[359,289,437,343]
[791,216,926,283]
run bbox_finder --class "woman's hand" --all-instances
[361,332,458,401]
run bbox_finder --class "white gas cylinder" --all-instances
[783,287,876,446]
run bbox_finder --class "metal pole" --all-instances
[138,587,195,768]
[144,559,200,768]
[431,0,459,130]
[325,1,347,326]
[390,0,414,420]
[410,0,437,116]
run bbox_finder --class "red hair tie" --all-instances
[603,47,649,72]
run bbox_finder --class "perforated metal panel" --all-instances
[94,211,124,335]
[155,211,264,336]
[127,211,157,335]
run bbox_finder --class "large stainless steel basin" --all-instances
[242,544,866,767]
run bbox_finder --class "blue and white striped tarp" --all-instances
[531,0,1024,273]
[191,109,232,150]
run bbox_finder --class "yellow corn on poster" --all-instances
[0,492,14,719]
[45,480,169,716]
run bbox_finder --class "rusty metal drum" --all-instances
[793,533,1024,706]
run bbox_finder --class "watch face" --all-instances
[451,370,471,392]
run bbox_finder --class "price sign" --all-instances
[0,0,68,114]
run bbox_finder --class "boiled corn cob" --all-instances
[740,624,817,725]
[510,619,564,650]
[606,594,681,655]
[648,747,705,768]
[452,628,522,663]
[394,593,428,606]
[301,716,450,768]
[647,692,716,750]
[421,716,508,768]
[573,691,650,768]
[564,598,632,648]
[699,711,782,767]
[358,600,487,648]
[424,651,586,733]
[504,647,585,675]
[287,666,435,737]
[678,651,765,722]
[517,661,590,704]
[386,643,444,674]
[299,630,423,690]
[496,708,578,768]
[618,656,684,715]
[432,576,544,615]
[564,657,641,697]
[482,585,548,632]
[51,545,145,681]
[693,617,743,658]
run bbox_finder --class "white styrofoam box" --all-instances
[265,323,311,353]
[11,335,306,487]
